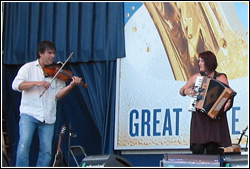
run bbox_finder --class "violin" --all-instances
[43,63,88,88]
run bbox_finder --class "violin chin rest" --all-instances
[56,61,63,66]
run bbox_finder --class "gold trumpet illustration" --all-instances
[144,2,248,81]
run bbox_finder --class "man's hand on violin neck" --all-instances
[70,76,82,86]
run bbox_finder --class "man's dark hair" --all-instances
[37,40,56,58]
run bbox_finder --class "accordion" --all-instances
[189,75,237,119]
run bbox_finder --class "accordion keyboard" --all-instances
[188,75,204,112]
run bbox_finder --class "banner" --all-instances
[115,2,248,150]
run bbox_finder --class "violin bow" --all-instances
[39,51,74,97]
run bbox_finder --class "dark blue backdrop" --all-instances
[2,2,125,166]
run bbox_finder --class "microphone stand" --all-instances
[237,126,248,152]
[68,123,77,166]
[238,126,248,145]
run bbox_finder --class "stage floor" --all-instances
[121,151,248,167]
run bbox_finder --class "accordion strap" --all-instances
[200,71,227,79]
[213,71,227,79]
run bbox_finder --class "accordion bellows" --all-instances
[189,75,237,119]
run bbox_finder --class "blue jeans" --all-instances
[15,113,55,167]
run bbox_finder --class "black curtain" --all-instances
[2,2,125,166]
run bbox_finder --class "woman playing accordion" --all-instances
[179,51,234,155]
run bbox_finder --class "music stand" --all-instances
[70,145,87,166]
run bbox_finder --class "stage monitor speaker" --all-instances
[222,154,248,167]
[80,154,133,167]
[161,153,221,167]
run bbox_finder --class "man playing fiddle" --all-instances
[12,40,82,167]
